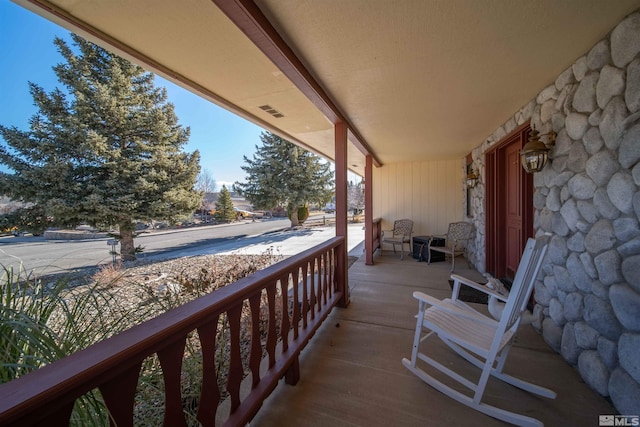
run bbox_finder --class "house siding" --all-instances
[468,10,640,414]
[373,159,463,238]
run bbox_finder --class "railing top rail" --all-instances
[0,235,345,421]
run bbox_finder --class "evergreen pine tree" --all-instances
[214,185,237,223]
[0,35,201,260]
[234,132,334,226]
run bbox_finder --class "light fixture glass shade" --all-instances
[520,128,555,173]
[466,169,479,188]
[520,148,549,173]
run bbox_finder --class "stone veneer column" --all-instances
[467,10,640,414]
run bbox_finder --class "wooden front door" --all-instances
[485,123,534,280]
[505,142,523,277]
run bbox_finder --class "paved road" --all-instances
[0,217,364,278]
[0,219,290,277]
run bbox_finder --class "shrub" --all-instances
[1,249,284,425]
[287,205,309,224]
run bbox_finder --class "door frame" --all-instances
[485,122,534,278]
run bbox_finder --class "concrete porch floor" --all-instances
[250,249,616,426]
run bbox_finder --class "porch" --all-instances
[252,248,615,426]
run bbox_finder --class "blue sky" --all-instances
[0,1,266,189]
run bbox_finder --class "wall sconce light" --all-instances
[520,126,557,173]
[466,168,479,188]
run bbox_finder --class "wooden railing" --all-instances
[366,218,382,265]
[0,237,346,426]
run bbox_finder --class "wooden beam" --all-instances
[213,0,382,167]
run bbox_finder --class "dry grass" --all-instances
[3,249,286,426]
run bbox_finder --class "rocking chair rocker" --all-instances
[402,234,554,427]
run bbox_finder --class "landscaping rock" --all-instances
[592,280,609,300]
[600,97,627,150]
[546,187,561,211]
[607,172,636,214]
[588,40,611,69]
[622,255,640,293]
[561,323,580,364]
[619,122,640,169]
[564,293,584,322]
[556,66,575,90]
[610,285,640,332]
[619,333,640,384]
[568,174,597,200]
[594,188,621,220]
[578,350,610,396]
[582,126,604,154]
[560,199,581,231]
[575,321,599,349]
[576,200,598,224]
[597,65,625,109]
[566,112,590,140]
[633,163,640,186]
[566,253,592,292]
[598,337,618,370]
[613,217,640,241]
[584,219,616,254]
[594,250,622,286]
[586,150,619,187]
[626,58,640,113]
[534,280,553,306]
[584,294,622,341]
[618,237,640,257]
[548,235,568,264]
[580,252,598,279]
[573,56,588,81]
[567,232,585,252]
[609,368,640,415]
[552,213,569,236]
[553,265,576,293]
[611,11,640,68]
[549,298,566,326]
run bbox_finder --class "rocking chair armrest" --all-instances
[450,274,509,302]
[412,291,498,327]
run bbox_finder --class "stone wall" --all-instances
[467,10,640,414]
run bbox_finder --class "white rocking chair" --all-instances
[402,234,554,427]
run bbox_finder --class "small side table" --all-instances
[412,236,446,262]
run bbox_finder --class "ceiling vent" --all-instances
[258,104,285,118]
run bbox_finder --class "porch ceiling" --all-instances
[16,0,640,175]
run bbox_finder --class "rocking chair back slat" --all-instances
[499,235,550,333]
